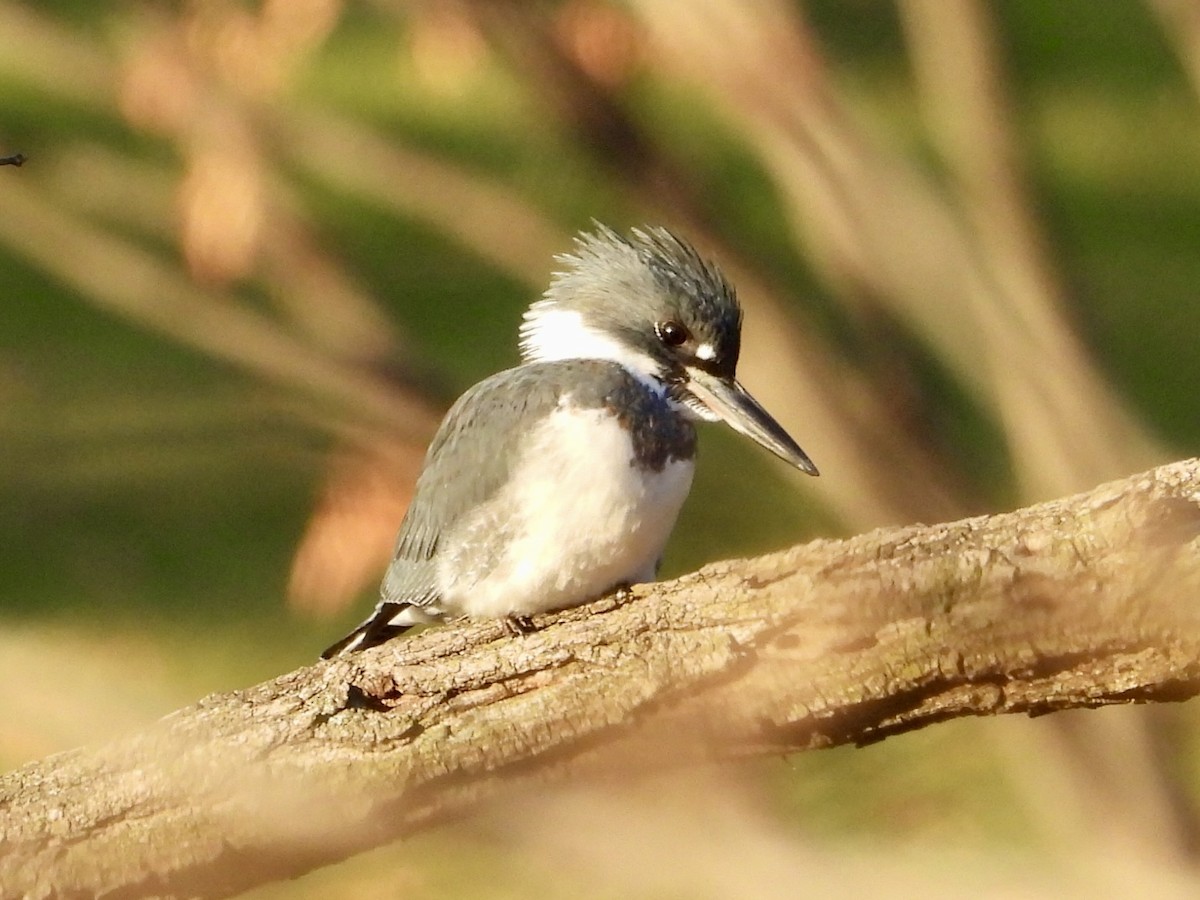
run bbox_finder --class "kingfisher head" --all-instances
[519,224,818,475]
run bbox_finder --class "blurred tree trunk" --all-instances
[2,458,1199,900]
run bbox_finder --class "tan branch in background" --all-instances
[2,458,1198,900]
[636,0,1162,501]
[898,0,1157,498]
[1150,0,1200,102]
[0,178,441,443]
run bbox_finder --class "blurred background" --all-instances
[1,0,1199,896]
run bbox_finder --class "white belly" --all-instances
[437,405,694,618]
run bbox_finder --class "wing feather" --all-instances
[381,363,574,606]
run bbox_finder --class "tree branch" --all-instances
[3,459,1199,899]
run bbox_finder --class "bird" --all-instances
[321,224,818,658]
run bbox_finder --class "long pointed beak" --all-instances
[685,368,819,475]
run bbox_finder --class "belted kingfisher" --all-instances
[321,225,817,658]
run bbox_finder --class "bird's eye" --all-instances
[657,321,690,347]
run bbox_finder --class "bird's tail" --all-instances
[320,601,423,659]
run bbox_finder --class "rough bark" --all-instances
[2,459,1199,899]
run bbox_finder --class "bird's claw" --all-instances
[503,615,536,636]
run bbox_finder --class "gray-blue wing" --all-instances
[320,359,653,658]
[380,362,592,608]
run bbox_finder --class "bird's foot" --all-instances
[503,614,536,636]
